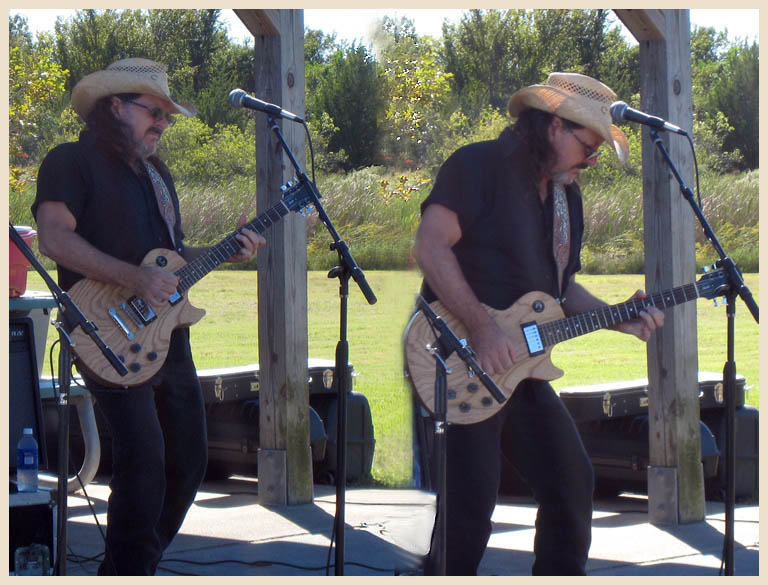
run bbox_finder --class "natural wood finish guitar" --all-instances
[66,180,313,387]
[404,269,728,425]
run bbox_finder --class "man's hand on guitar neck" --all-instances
[564,281,665,342]
[610,289,665,342]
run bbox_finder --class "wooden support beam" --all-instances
[636,9,705,525]
[614,9,667,41]
[240,9,312,506]
[233,8,281,36]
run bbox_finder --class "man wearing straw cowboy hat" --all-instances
[413,72,665,574]
[32,58,265,575]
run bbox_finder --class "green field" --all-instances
[25,270,759,487]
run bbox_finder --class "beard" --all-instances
[551,171,576,185]
[134,127,162,159]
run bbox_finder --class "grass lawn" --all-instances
[25,270,759,487]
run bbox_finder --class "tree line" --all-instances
[9,8,759,195]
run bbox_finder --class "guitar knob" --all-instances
[129,363,141,373]
[130,343,142,353]
[533,300,545,313]
[147,351,158,361]
[156,256,168,267]
[467,383,479,394]
[459,402,471,413]
[481,396,492,407]
[447,389,457,400]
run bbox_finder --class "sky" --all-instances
[9,8,761,48]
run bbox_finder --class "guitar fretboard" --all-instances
[539,281,701,347]
[175,199,293,293]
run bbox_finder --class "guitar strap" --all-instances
[552,182,570,298]
[143,159,177,247]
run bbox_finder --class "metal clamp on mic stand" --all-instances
[414,295,505,575]
[9,224,128,576]
[648,129,759,575]
[263,116,377,575]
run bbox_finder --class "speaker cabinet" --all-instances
[9,317,47,470]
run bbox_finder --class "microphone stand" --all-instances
[263,117,377,576]
[9,225,128,576]
[415,295,505,575]
[648,129,758,575]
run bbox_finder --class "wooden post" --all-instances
[616,8,704,524]
[235,9,312,506]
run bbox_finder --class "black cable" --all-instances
[159,556,393,574]
[46,341,116,574]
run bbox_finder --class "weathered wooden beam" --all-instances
[241,8,312,506]
[233,8,281,37]
[614,9,667,41]
[637,9,704,525]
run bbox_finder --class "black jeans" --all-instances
[425,378,594,575]
[86,330,208,575]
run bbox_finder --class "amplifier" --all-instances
[9,317,47,470]
[9,490,57,575]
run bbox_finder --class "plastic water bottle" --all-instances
[16,427,39,492]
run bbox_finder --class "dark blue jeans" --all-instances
[86,329,208,575]
[426,378,594,575]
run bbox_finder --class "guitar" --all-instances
[67,180,313,387]
[404,269,729,425]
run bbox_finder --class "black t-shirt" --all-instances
[32,130,185,291]
[420,127,584,310]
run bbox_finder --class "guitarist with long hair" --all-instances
[32,58,265,575]
[412,73,664,575]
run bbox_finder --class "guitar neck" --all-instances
[174,200,293,293]
[540,281,702,347]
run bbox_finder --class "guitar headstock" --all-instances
[697,266,730,300]
[280,178,315,217]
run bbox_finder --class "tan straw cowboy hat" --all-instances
[71,57,196,119]
[508,72,629,164]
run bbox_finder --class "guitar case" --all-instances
[558,371,745,423]
[554,371,752,499]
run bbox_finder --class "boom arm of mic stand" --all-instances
[648,129,758,323]
[9,224,128,377]
[416,296,506,404]
[265,118,377,305]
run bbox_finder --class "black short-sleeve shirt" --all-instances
[32,130,185,291]
[420,127,584,309]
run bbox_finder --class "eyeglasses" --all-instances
[124,100,176,126]
[566,127,601,161]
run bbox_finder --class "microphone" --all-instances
[610,101,686,135]
[228,88,304,123]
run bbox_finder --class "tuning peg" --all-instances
[713,299,718,307]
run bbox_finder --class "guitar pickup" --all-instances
[128,296,157,325]
[521,321,545,357]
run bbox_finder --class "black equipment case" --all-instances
[558,371,745,423]
[500,372,755,499]
[701,404,759,500]
[42,359,375,485]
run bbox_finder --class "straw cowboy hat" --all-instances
[508,72,629,164]
[71,57,196,119]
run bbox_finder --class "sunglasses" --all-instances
[566,126,602,161]
[124,100,176,126]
